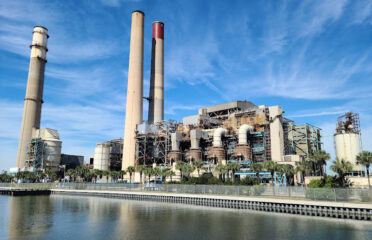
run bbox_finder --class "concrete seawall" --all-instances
[51,189,372,221]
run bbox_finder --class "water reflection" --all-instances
[4,195,372,240]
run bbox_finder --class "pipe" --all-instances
[238,124,253,145]
[122,10,145,170]
[16,26,49,168]
[190,130,205,149]
[171,133,182,151]
[213,128,226,147]
[148,21,164,123]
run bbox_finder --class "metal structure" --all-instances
[16,26,49,168]
[287,123,322,160]
[25,138,46,169]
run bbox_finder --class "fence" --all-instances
[1,183,371,203]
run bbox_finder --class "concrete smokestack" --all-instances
[122,11,144,170]
[16,26,49,168]
[148,21,164,124]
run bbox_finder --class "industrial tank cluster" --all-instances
[13,11,364,181]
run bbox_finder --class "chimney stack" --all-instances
[148,21,164,124]
[122,11,145,170]
[16,26,49,168]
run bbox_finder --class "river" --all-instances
[0,195,371,240]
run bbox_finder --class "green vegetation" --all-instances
[356,151,372,189]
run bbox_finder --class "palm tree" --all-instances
[167,170,176,182]
[311,150,331,176]
[263,160,279,185]
[278,164,295,185]
[295,161,311,186]
[110,171,120,183]
[127,166,135,183]
[45,169,57,182]
[356,151,372,189]
[330,158,353,187]
[182,164,195,179]
[194,160,204,177]
[175,161,186,179]
[66,169,77,182]
[135,165,146,184]
[227,162,241,182]
[250,163,263,182]
[214,164,227,182]
[143,167,153,183]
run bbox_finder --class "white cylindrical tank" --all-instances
[94,143,110,171]
[335,133,361,171]
[39,128,62,171]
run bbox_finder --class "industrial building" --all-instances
[134,101,321,173]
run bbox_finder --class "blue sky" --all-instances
[1,0,372,171]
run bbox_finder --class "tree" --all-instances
[330,158,353,187]
[66,169,77,182]
[143,167,153,183]
[45,169,57,182]
[311,150,331,176]
[295,161,312,185]
[127,166,135,183]
[0,173,12,183]
[194,160,204,177]
[110,171,120,183]
[175,161,186,179]
[119,170,126,182]
[250,163,263,182]
[182,164,195,179]
[75,166,90,181]
[227,162,241,182]
[135,165,146,184]
[263,160,279,184]
[278,164,295,185]
[214,164,227,182]
[166,170,176,182]
[356,151,372,189]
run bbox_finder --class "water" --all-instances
[1,195,372,240]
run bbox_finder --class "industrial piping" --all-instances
[122,11,144,170]
[16,26,49,168]
[213,128,226,147]
[148,21,164,123]
[238,124,253,145]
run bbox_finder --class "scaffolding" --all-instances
[25,138,46,169]
[288,123,322,160]
[135,121,177,167]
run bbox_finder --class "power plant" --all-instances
[11,12,367,184]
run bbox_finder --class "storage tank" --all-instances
[334,112,362,172]
[335,133,361,171]
[33,128,62,172]
[94,143,110,171]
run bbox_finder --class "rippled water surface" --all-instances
[0,195,372,240]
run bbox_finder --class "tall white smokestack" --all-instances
[122,10,144,170]
[148,21,164,123]
[16,26,49,168]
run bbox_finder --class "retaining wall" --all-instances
[52,189,372,221]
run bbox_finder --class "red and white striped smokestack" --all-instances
[148,21,164,124]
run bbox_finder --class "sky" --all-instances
[1,0,372,172]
